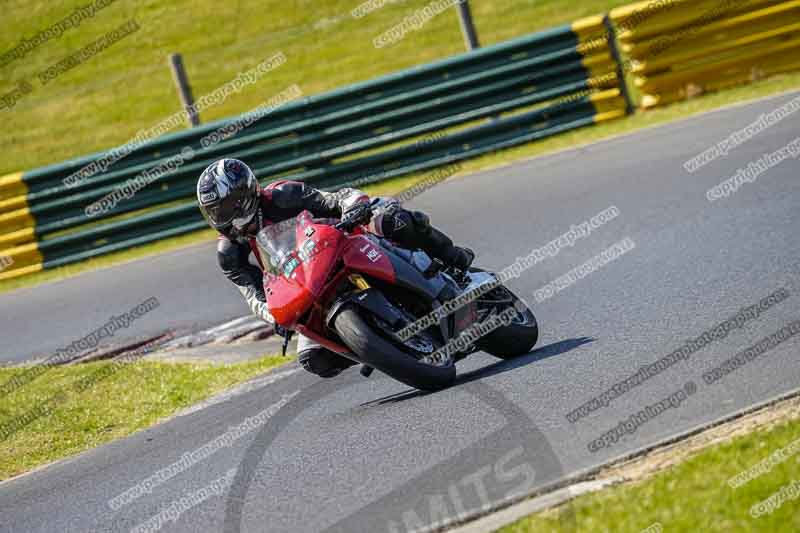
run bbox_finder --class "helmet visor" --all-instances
[201,200,237,229]
[231,191,259,230]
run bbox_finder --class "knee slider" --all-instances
[382,208,417,241]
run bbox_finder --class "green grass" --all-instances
[501,414,800,533]
[0,354,289,480]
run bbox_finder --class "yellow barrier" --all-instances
[572,14,635,115]
[0,173,27,202]
[572,15,607,38]
[0,194,28,214]
[0,262,44,282]
[0,227,36,249]
[613,0,779,42]
[640,43,800,107]
[591,88,630,120]
[0,206,36,234]
[611,0,800,108]
[621,1,800,60]
[0,241,43,272]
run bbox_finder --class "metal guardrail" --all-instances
[610,0,800,108]
[0,15,632,281]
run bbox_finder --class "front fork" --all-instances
[433,270,504,358]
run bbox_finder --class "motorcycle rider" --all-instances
[197,158,473,378]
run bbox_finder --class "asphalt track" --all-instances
[0,91,798,532]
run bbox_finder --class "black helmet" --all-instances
[197,159,260,235]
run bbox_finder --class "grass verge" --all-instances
[2,71,798,295]
[500,396,800,533]
[0,354,289,481]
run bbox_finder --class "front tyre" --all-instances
[333,306,456,391]
[475,288,538,359]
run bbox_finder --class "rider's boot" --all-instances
[418,226,474,272]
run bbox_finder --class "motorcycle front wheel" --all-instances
[474,285,539,359]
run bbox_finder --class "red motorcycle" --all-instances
[255,207,538,391]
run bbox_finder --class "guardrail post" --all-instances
[456,1,480,51]
[602,14,635,115]
[168,53,200,127]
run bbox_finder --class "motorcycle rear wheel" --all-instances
[333,305,456,391]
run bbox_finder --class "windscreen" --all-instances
[255,218,299,277]
[254,211,329,278]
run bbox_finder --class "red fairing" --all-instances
[265,275,312,328]
[298,223,346,297]
[264,214,348,328]
[342,235,396,284]
[263,214,396,334]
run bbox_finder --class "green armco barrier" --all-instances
[22,44,592,205]
[0,18,630,280]
[26,82,597,234]
[286,98,601,184]
[33,95,610,268]
[42,220,208,270]
[39,203,201,263]
[18,24,582,193]
[30,60,591,202]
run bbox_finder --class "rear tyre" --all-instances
[333,306,456,391]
